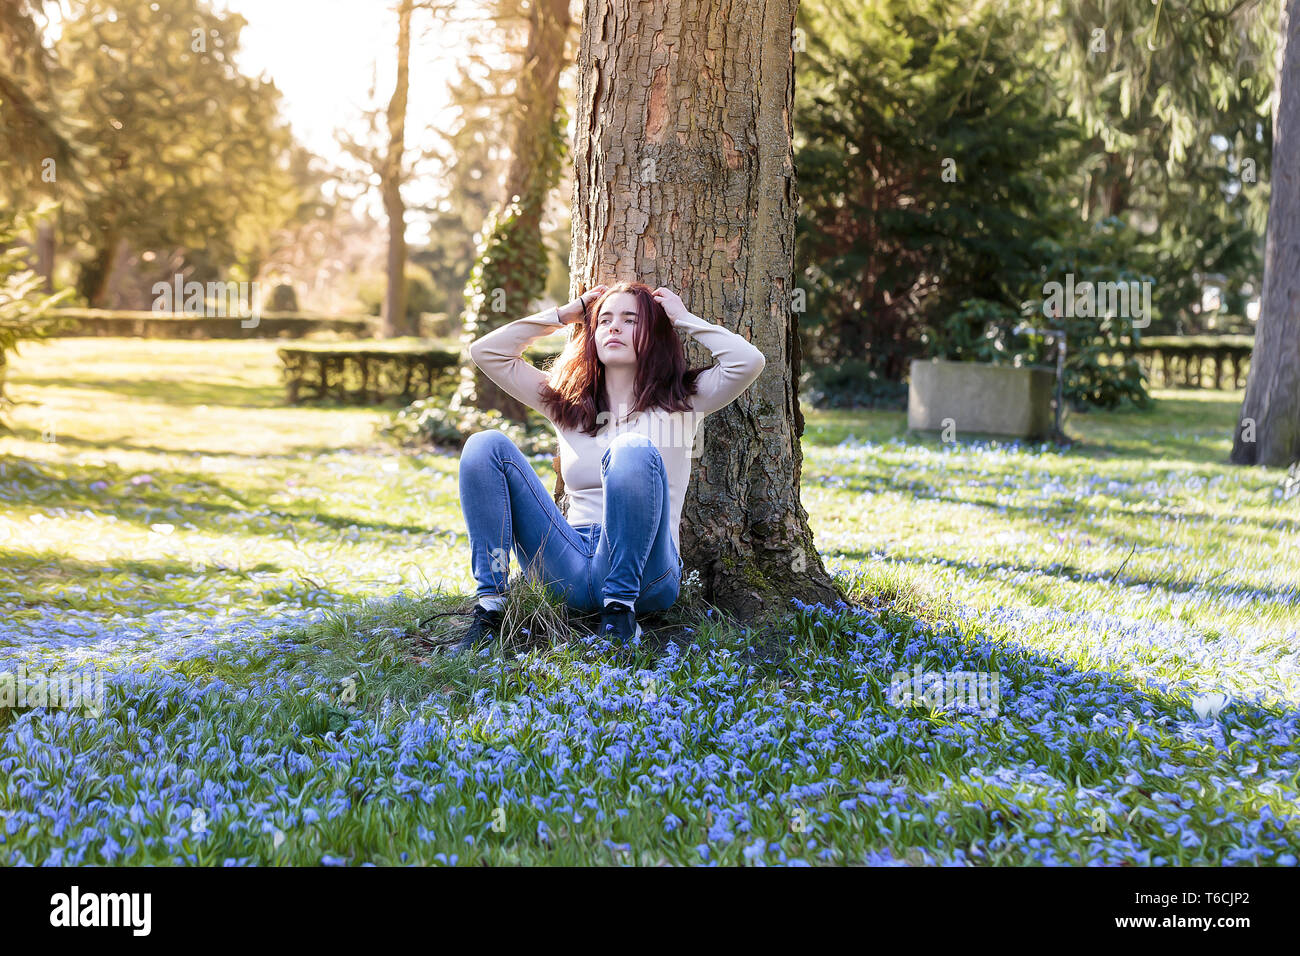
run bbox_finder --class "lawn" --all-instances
[1,337,1297,865]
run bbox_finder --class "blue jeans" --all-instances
[458,429,683,614]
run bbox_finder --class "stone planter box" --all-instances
[908,359,1056,440]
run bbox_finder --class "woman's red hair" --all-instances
[538,281,708,435]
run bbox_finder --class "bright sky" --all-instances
[220,0,465,169]
[221,0,480,229]
[43,0,502,233]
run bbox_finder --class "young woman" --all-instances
[451,281,765,653]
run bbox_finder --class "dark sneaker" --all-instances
[600,601,643,646]
[450,603,504,655]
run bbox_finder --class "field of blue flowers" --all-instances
[1,339,1297,865]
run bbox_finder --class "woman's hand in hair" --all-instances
[651,287,688,325]
[560,284,608,324]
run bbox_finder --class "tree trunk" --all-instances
[78,227,120,307]
[1233,0,1300,468]
[381,0,413,339]
[102,235,136,309]
[500,0,568,238]
[1104,151,1129,219]
[453,0,570,422]
[1082,145,1130,222]
[571,0,841,621]
[35,217,55,293]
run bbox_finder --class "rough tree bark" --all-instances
[570,0,841,620]
[1233,0,1300,468]
[380,0,413,339]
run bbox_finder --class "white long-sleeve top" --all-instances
[467,305,766,555]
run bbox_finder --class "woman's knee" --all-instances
[461,428,514,464]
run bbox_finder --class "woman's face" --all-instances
[593,291,640,369]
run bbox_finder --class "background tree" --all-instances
[381,0,414,337]
[0,0,77,292]
[338,1,463,335]
[0,0,75,190]
[448,0,572,421]
[0,1,72,416]
[1048,0,1275,332]
[1233,0,1300,467]
[236,143,344,306]
[792,0,1275,411]
[572,0,840,617]
[54,0,296,306]
[411,68,513,317]
[796,0,1083,394]
[0,207,70,422]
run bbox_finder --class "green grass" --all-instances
[802,392,1299,707]
[0,337,1296,866]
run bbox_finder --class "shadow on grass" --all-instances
[0,549,289,613]
[8,429,376,461]
[277,565,782,718]
[277,568,1297,789]
[824,472,1298,536]
[1,549,282,578]
[833,548,1300,606]
[1,454,459,541]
